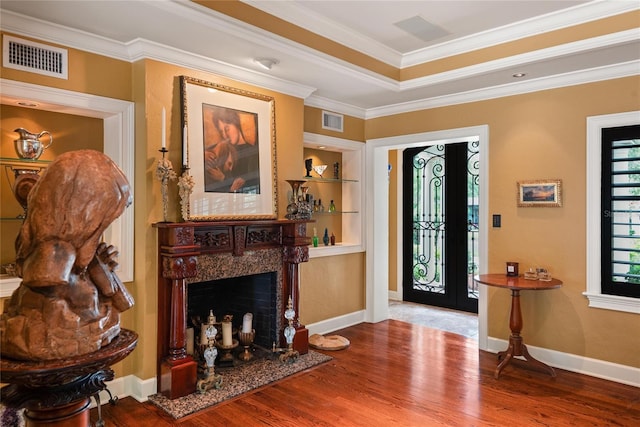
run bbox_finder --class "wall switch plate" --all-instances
[492,214,501,228]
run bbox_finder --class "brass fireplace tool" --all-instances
[272,296,299,363]
[196,310,223,393]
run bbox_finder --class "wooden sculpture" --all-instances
[0,150,134,361]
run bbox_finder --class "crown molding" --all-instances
[365,61,640,119]
[125,38,316,99]
[402,0,640,67]
[2,3,637,119]
[244,0,639,68]
[400,29,640,91]
[304,95,366,119]
[242,0,403,66]
[0,8,316,100]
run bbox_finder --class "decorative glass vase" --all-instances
[285,180,311,220]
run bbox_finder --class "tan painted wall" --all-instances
[370,76,640,368]
[300,252,366,324]
[303,105,365,142]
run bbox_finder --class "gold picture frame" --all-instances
[517,179,562,207]
[180,76,277,220]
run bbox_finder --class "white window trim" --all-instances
[585,111,640,314]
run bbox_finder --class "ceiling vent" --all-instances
[3,35,68,80]
[322,110,344,132]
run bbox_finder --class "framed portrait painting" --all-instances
[517,179,562,207]
[180,76,277,220]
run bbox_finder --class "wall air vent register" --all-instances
[322,110,344,133]
[3,35,68,80]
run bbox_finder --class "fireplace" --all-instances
[187,248,283,349]
[155,220,311,400]
[188,272,277,348]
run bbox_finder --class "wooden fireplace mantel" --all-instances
[154,219,311,400]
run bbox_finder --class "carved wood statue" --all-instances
[0,149,134,361]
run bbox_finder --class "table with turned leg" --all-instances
[474,274,562,379]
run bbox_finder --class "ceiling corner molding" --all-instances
[399,28,640,92]
[365,61,640,119]
[304,95,366,119]
[401,1,640,67]
[126,38,316,100]
[242,0,403,67]
[1,9,130,61]
[0,9,316,101]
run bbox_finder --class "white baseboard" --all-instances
[487,337,640,388]
[98,374,157,405]
[306,310,366,336]
[388,291,401,301]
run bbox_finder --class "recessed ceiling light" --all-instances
[512,73,526,78]
[254,58,279,70]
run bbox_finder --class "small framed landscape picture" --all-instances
[517,179,562,207]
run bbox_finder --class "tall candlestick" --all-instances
[161,107,166,149]
[242,313,253,333]
[222,319,232,347]
[182,125,188,166]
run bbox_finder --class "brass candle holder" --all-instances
[215,339,239,365]
[238,329,255,361]
[216,314,238,365]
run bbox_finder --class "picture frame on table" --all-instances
[180,75,277,220]
[517,179,562,207]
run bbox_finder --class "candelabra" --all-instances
[155,148,176,222]
[178,165,194,221]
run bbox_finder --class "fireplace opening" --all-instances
[187,271,278,350]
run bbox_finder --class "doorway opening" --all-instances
[402,140,479,313]
[365,125,489,350]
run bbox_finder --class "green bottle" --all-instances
[312,227,318,247]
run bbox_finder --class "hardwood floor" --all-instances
[92,320,639,426]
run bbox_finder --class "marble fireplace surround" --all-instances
[154,220,311,400]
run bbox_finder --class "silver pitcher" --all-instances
[14,127,53,160]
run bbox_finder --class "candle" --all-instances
[161,107,166,149]
[222,320,232,347]
[242,313,253,333]
[200,324,208,345]
[182,125,188,165]
[186,327,194,355]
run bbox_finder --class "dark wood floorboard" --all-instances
[92,320,640,426]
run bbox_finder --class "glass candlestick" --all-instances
[196,316,223,393]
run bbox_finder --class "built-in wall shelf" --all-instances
[303,132,365,258]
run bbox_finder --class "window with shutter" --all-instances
[601,125,640,298]
[585,111,640,314]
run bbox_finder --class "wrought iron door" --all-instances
[402,141,479,313]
